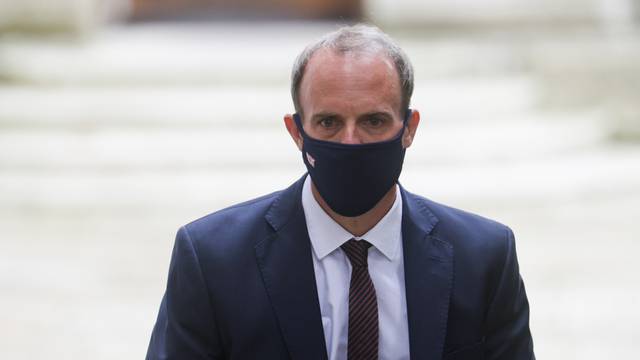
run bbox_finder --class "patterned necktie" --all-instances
[341,239,378,360]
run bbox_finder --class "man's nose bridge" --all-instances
[341,121,360,144]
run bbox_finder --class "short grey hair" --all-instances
[291,24,414,118]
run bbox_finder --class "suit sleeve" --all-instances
[484,227,535,360]
[146,226,223,359]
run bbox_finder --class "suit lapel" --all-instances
[401,188,453,359]
[254,179,452,359]
[255,176,328,360]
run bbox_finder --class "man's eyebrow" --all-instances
[310,111,394,121]
[359,111,393,119]
[311,112,341,120]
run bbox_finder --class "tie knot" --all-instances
[341,239,372,268]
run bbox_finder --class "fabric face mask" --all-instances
[293,111,409,217]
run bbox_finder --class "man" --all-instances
[146,24,535,359]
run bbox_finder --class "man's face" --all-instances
[297,48,406,144]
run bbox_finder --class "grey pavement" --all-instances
[0,22,639,359]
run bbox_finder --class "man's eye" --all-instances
[366,117,384,127]
[319,118,336,128]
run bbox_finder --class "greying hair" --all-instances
[291,24,414,118]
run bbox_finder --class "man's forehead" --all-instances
[297,48,403,118]
[305,47,396,74]
[301,49,400,95]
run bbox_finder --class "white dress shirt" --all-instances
[301,176,410,360]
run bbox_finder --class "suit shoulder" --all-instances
[181,189,283,244]
[410,191,506,229]
[174,176,306,258]
[431,198,507,233]
[407,192,517,283]
[190,189,282,225]
[407,191,512,252]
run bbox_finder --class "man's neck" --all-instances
[310,182,397,237]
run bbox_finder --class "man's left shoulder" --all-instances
[403,189,515,255]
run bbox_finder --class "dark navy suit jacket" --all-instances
[146,175,535,359]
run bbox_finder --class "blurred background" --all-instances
[1,0,639,359]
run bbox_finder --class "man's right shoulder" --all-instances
[174,175,306,255]
[181,189,283,243]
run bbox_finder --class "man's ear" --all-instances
[284,114,304,151]
[402,109,420,148]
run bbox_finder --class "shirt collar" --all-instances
[301,175,403,261]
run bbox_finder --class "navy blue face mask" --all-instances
[293,111,410,217]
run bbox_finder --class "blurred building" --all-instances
[130,0,362,20]
[1,0,638,136]
[2,0,638,30]
[1,2,640,360]
[0,0,129,34]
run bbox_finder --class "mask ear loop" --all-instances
[395,108,412,139]
[292,113,307,138]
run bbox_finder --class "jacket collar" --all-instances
[400,185,453,359]
[256,175,328,360]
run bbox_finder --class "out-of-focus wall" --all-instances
[1,1,639,359]
[367,0,640,139]
[368,0,638,29]
[0,0,130,34]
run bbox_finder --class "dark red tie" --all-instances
[341,239,378,360]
